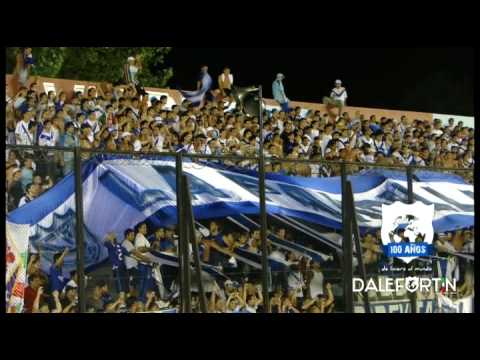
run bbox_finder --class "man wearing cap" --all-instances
[272,73,290,113]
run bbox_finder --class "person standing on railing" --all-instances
[218,67,234,97]
[272,73,290,113]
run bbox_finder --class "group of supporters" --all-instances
[24,221,335,313]
[6,52,474,313]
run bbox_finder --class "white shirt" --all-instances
[154,135,164,152]
[219,73,234,87]
[135,233,150,265]
[358,136,374,148]
[38,130,55,147]
[133,139,142,152]
[320,134,332,156]
[85,119,100,134]
[309,270,325,298]
[122,240,138,270]
[330,87,348,104]
[288,271,304,298]
[15,120,34,145]
[18,195,33,208]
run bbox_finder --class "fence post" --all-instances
[341,162,354,313]
[258,85,271,313]
[406,166,417,313]
[73,146,86,313]
[348,181,371,314]
[183,175,208,313]
[175,153,188,313]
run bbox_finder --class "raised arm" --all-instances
[32,287,44,313]
[52,291,63,313]
[55,248,69,268]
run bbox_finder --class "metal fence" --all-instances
[5,142,474,313]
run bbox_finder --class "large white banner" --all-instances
[6,221,30,313]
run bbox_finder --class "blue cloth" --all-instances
[159,239,175,252]
[49,265,67,293]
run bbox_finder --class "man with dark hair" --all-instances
[87,280,111,313]
[18,183,40,207]
[24,273,45,313]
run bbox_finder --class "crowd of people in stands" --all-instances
[23,220,337,313]
[5,58,475,213]
[7,52,474,313]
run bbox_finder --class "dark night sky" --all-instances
[165,48,474,116]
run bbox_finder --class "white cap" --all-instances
[128,56,135,62]
[335,79,342,85]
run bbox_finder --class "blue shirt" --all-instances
[104,242,128,270]
[49,265,67,293]
[159,239,175,252]
[214,233,226,247]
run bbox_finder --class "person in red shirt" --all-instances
[24,273,44,313]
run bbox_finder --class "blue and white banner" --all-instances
[6,156,474,273]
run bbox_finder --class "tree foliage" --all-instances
[6,47,173,88]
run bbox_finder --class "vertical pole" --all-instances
[73,146,86,313]
[341,163,354,313]
[407,167,414,204]
[183,175,208,313]
[175,152,186,313]
[348,182,371,314]
[181,190,192,313]
[406,166,417,313]
[258,86,271,313]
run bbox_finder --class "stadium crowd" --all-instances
[6,54,474,313]
[23,221,337,313]
[6,61,475,213]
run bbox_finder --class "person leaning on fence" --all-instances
[272,73,290,113]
